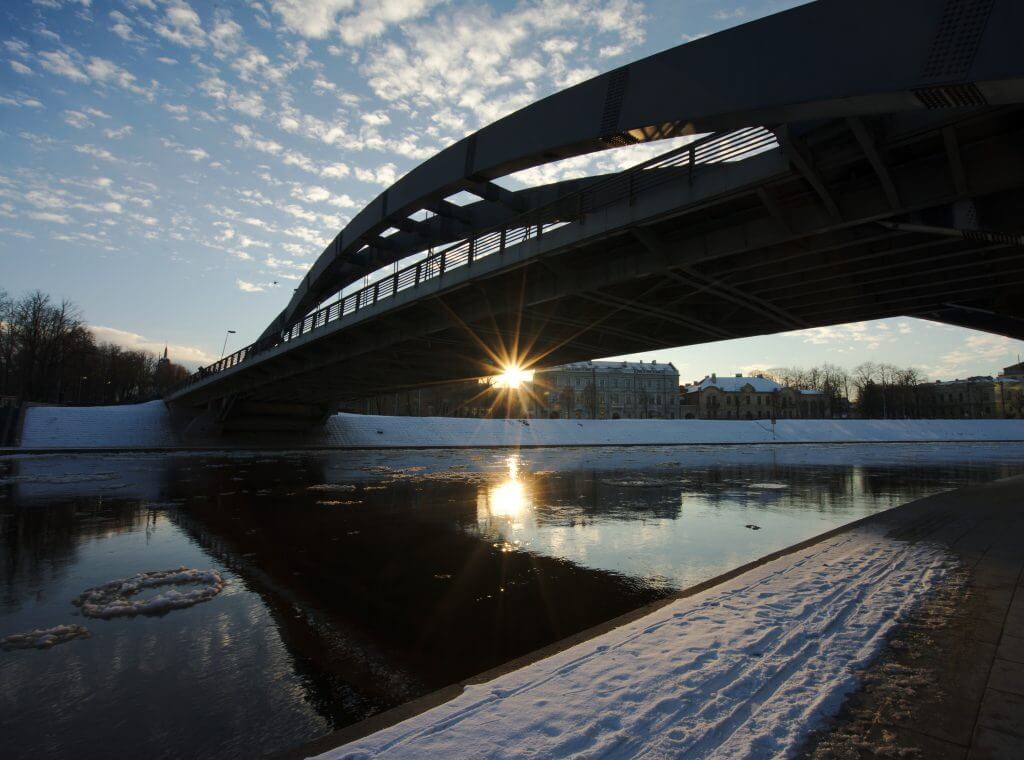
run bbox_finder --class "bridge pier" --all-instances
[170,399,335,438]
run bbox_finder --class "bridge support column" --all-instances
[169,399,336,438]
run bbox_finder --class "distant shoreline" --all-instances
[9,401,1024,451]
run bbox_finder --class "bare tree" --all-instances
[1,289,190,405]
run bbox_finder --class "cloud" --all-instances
[63,109,94,128]
[237,279,266,292]
[784,320,899,353]
[104,124,133,139]
[0,94,44,108]
[354,162,397,186]
[360,110,390,126]
[507,134,699,187]
[359,0,645,129]
[10,60,32,75]
[38,49,89,81]
[109,10,141,42]
[155,1,207,48]
[85,56,154,98]
[28,211,71,224]
[160,137,210,161]
[233,123,283,155]
[270,0,358,38]
[90,324,215,366]
[321,162,350,178]
[338,0,446,46]
[290,184,331,203]
[713,7,747,21]
[925,333,1024,379]
[199,75,266,117]
[73,144,122,162]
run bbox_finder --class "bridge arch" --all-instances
[262,0,1024,343]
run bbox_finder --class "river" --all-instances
[3,443,1024,758]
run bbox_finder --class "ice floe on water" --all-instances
[307,483,357,492]
[72,567,225,619]
[748,482,789,490]
[1,624,90,650]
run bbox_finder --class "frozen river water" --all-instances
[3,443,1024,759]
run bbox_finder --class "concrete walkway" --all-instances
[808,474,1024,759]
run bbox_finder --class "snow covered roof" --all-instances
[686,375,783,393]
[542,360,678,375]
[931,375,1024,385]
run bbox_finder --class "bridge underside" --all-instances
[171,105,1024,429]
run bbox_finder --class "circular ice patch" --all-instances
[72,567,225,619]
[1,624,90,650]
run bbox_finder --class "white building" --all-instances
[530,360,680,419]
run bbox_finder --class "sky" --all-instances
[1,0,1022,380]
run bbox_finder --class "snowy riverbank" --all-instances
[313,523,952,758]
[14,401,1024,449]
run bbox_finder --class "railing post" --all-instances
[537,219,543,239]
[392,275,398,296]
[415,261,421,286]
[440,249,447,276]
[688,145,695,184]
[373,280,379,304]
[468,237,475,264]
[499,228,506,252]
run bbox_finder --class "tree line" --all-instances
[0,290,190,405]
[752,362,930,418]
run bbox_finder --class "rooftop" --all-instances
[542,360,678,375]
[684,374,825,395]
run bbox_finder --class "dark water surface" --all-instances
[3,443,1024,759]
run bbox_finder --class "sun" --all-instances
[493,364,534,389]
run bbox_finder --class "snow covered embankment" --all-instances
[318,528,951,759]
[16,401,1024,449]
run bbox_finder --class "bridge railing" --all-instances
[177,126,778,390]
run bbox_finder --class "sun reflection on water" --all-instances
[480,456,531,521]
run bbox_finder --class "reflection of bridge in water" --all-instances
[168,0,1024,431]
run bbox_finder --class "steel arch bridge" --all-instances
[169,0,1024,431]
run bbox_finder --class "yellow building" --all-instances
[924,363,1024,419]
[681,373,830,420]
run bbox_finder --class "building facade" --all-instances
[681,373,830,420]
[528,360,680,419]
[350,359,681,419]
[918,364,1024,419]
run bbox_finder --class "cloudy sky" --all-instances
[2,0,1022,380]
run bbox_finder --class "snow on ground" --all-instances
[316,526,951,760]
[15,403,1024,449]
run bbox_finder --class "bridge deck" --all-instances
[170,105,1024,412]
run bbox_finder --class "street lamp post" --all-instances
[221,330,236,359]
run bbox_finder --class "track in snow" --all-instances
[318,526,951,760]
